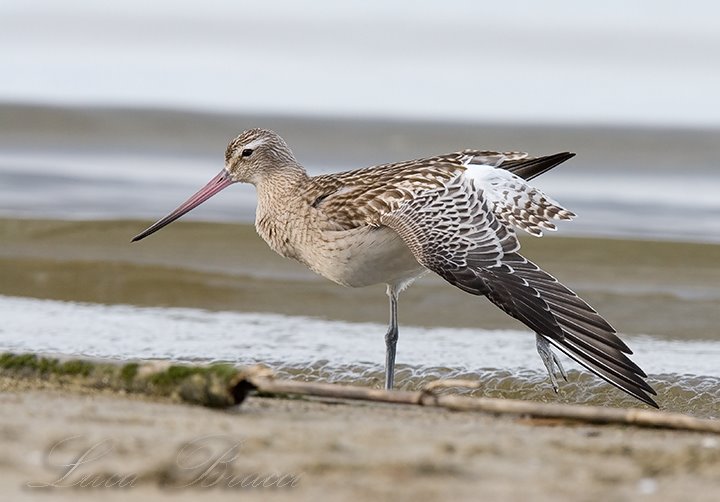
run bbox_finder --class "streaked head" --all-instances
[224,128,297,184]
[131,128,297,242]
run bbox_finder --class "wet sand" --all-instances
[1,376,719,501]
[1,218,719,339]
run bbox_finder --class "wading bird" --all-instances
[133,129,657,407]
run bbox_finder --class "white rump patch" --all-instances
[463,163,501,183]
[461,165,576,237]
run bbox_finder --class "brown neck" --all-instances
[255,162,308,217]
[253,163,310,260]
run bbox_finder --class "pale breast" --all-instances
[297,226,426,288]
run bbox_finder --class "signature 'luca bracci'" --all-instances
[133,129,658,408]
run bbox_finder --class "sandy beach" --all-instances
[1,374,719,502]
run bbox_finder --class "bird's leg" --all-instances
[536,333,567,393]
[384,285,399,390]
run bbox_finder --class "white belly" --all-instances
[300,226,426,288]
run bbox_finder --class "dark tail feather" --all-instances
[459,253,659,408]
[546,337,659,408]
[503,152,576,181]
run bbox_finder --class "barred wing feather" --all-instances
[381,175,658,408]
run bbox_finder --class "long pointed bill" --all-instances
[132,170,234,242]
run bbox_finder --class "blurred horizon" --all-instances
[2,102,720,242]
[2,0,720,127]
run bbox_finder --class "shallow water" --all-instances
[2,295,718,418]
[2,149,720,242]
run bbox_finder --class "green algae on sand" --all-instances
[0,352,242,408]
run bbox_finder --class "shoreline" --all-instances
[2,218,719,339]
[1,365,719,501]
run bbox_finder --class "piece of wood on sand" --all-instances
[1,353,718,435]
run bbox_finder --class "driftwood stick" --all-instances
[2,353,717,434]
[246,377,421,405]
[241,374,720,435]
[428,394,720,433]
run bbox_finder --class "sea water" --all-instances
[1,295,718,418]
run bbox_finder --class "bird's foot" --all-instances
[536,334,567,393]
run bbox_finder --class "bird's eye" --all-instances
[241,148,254,158]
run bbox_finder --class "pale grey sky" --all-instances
[2,0,719,126]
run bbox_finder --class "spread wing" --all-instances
[380,175,521,287]
[380,175,658,408]
[307,151,576,231]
